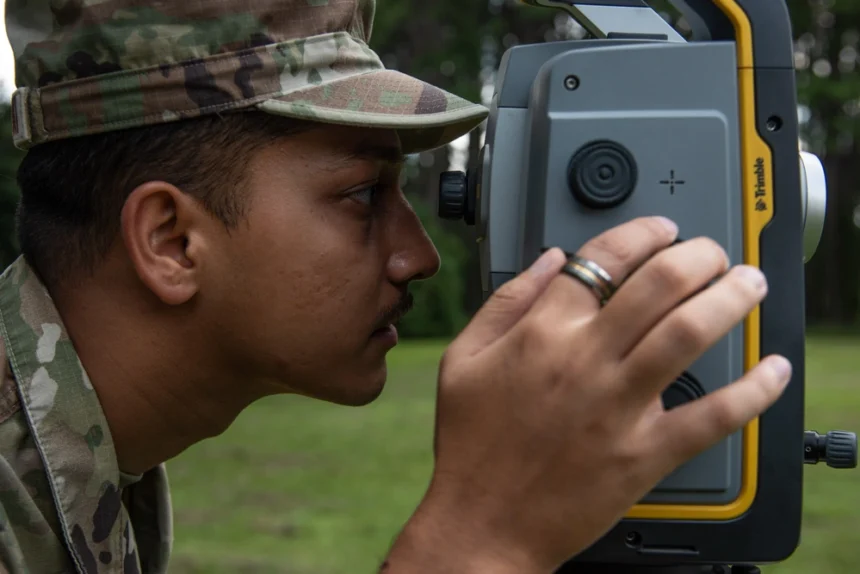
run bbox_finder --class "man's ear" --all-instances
[120,181,207,305]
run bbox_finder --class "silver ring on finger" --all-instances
[560,255,618,306]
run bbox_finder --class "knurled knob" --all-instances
[826,431,858,469]
[438,171,467,220]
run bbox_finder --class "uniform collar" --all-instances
[0,257,134,572]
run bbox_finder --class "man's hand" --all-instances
[383,216,791,573]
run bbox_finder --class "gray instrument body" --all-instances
[435,1,844,567]
[477,39,745,504]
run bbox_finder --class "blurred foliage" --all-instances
[786,0,860,324]
[789,0,860,153]
[369,0,558,104]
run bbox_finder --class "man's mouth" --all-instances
[372,324,397,336]
[372,314,403,335]
[372,292,414,335]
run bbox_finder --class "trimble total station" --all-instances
[437,1,858,572]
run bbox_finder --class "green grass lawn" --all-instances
[165,335,860,573]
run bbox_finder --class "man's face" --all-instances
[201,124,441,406]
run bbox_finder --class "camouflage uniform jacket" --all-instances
[0,256,172,574]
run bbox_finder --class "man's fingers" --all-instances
[619,264,768,404]
[650,355,791,469]
[595,237,730,359]
[529,216,680,320]
[447,247,567,361]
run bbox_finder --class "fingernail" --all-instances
[766,355,792,385]
[655,216,678,236]
[531,248,562,276]
[737,265,767,290]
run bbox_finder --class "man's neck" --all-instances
[53,277,265,476]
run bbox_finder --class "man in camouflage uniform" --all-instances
[0,0,794,573]
[0,0,487,572]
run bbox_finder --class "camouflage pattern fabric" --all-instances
[5,0,489,153]
[0,256,172,574]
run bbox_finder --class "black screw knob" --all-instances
[661,372,706,411]
[825,431,857,469]
[438,171,468,220]
[568,140,637,209]
[804,430,858,469]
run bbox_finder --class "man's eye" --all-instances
[351,184,380,205]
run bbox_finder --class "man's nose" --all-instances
[385,196,442,284]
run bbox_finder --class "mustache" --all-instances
[374,290,414,330]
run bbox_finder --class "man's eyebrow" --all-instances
[334,143,406,168]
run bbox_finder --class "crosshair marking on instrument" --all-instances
[660,170,686,194]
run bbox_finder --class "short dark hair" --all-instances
[15,111,313,291]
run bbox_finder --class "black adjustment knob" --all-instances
[439,171,467,220]
[804,430,858,469]
[568,140,638,209]
[825,431,857,469]
[661,372,706,411]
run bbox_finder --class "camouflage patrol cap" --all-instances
[5,0,489,155]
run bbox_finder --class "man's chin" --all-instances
[306,367,389,406]
[336,385,386,406]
